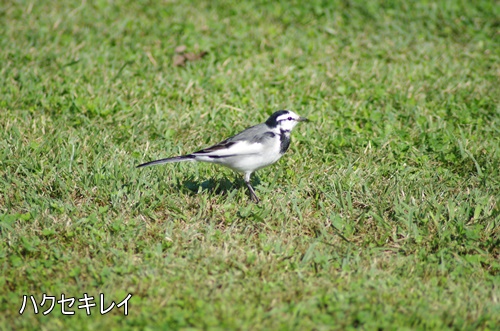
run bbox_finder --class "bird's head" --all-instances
[265,110,309,131]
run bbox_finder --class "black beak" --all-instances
[298,117,309,122]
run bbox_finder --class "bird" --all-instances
[137,110,308,203]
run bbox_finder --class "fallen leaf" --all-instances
[173,54,186,66]
[172,50,208,67]
[184,51,208,61]
[175,45,187,53]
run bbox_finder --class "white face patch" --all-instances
[276,113,296,122]
[275,111,300,131]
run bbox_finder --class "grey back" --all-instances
[226,123,274,144]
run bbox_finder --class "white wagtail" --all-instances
[137,110,308,203]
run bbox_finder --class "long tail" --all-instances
[136,155,195,168]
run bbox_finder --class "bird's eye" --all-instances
[288,117,293,120]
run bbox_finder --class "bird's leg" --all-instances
[244,172,260,203]
[245,181,260,203]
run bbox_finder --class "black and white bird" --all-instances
[137,110,308,203]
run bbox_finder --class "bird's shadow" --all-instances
[176,175,261,199]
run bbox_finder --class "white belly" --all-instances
[195,138,283,173]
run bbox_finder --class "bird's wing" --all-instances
[193,139,263,157]
[193,139,238,155]
[192,124,275,157]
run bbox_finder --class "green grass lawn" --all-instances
[1,0,499,329]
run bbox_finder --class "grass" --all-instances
[1,0,499,329]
